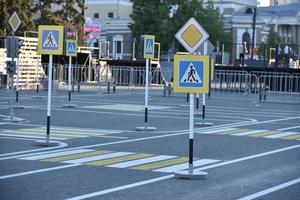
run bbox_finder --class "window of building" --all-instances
[116,41,122,54]
[108,12,114,18]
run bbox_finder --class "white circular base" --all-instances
[136,126,157,131]
[194,122,213,127]
[174,170,208,180]
[62,104,77,108]
[35,140,60,147]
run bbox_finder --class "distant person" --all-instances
[284,45,291,68]
[275,45,281,68]
[239,41,248,67]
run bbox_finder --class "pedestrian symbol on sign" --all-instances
[68,43,75,53]
[181,63,202,83]
[43,32,58,47]
[145,39,153,55]
[179,60,204,88]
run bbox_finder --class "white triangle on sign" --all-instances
[146,40,153,53]
[180,62,202,83]
[43,32,58,47]
[69,43,75,52]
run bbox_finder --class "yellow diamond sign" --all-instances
[9,12,21,33]
[175,17,209,54]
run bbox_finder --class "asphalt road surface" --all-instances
[0,88,299,200]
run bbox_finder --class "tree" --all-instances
[130,0,230,53]
[0,0,35,36]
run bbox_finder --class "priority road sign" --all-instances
[66,39,77,57]
[175,17,209,54]
[143,35,155,59]
[38,25,64,55]
[173,54,209,93]
[9,12,21,33]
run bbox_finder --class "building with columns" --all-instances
[229,2,300,63]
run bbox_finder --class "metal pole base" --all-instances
[194,112,202,117]
[62,103,77,108]
[174,170,208,180]
[194,122,213,127]
[35,140,60,147]
[136,126,157,131]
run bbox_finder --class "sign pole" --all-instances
[68,56,72,105]
[145,58,149,128]
[46,54,53,144]
[188,93,194,174]
[10,32,16,121]
[15,57,24,109]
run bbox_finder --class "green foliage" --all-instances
[130,0,231,52]
[0,0,35,36]
[266,28,281,47]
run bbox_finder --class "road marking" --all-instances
[236,178,300,200]
[216,129,250,135]
[64,175,175,200]
[0,133,68,140]
[43,150,112,162]
[107,155,177,168]
[249,130,281,137]
[233,130,266,136]
[201,128,237,134]
[264,132,299,139]
[281,133,300,140]
[86,153,153,166]
[65,145,300,200]
[154,159,220,173]
[20,149,93,160]
[2,130,85,138]
[0,164,80,180]
[62,152,134,164]
[278,125,300,131]
[131,157,189,171]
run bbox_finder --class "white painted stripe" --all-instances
[201,128,237,134]
[0,164,80,180]
[20,149,93,160]
[62,152,134,164]
[2,130,87,138]
[64,175,174,200]
[154,159,220,173]
[108,155,177,168]
[233,130,266,136]
[64,145,300,200]
[264,132,299,139]
[237,178,300,200]
[0,133,68,140]
[278,125,300,131]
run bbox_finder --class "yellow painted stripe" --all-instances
[86,153,153,166]
[217,129,250,135]
[250,130,281,137]
[131,157,189,171]
[0,131,71,139]
[43,150,112,162]
[4,130,80,138]
[281,133,300,140]
[18,129,103,136]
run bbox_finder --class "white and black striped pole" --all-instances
[136,58,156,131]
[188,93,194,173]
[38,54,57,146]
[63,56,76,108]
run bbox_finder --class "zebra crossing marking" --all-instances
[18,149,221,173]
[199,128,300,141]
[0,127,123,141]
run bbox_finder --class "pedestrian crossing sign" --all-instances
[38,25,64,55]
[66,39,77,57]
[143,35,155,59]
[173,54,209,93]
